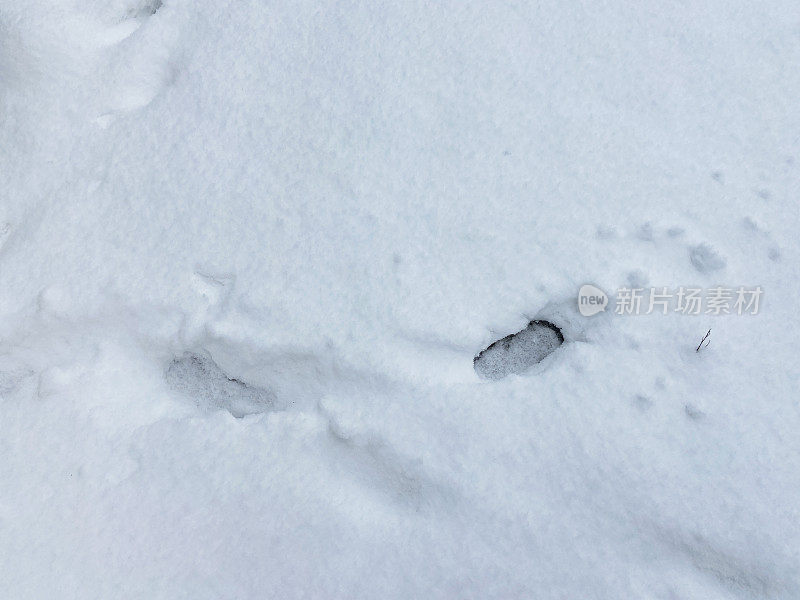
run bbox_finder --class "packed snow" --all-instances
[1,1,799,598]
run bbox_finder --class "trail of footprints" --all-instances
[164,348,461,510]
[163,319,566,509]
[167,318,566,421]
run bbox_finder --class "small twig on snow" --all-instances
[696,329,711,352]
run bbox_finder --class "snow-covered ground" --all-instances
[2,1,799,598]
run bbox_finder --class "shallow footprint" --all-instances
[165,351,276,417]
[127,0,163,19]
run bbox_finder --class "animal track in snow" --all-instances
[474,320,564,380]
[165,351,276,418]
[689,243,726,273]
[742,217,782,262]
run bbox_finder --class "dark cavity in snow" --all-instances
[165,351,275,417]
[474,320,564,380]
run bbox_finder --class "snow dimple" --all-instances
[165,351,275,418]
[474,320,564,380]
[689,243,726,273]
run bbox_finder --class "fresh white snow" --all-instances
[1,1,799,598]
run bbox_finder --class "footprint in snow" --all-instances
[165,351,276,418]
[474,320,564,380]
[127,0,163,19]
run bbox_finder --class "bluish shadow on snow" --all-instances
[323,406,459,513]
[474,320,564,380]
[165,351,276,418]
[127,0,162,18]
[689,243,726,273]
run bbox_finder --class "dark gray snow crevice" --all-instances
[474,320,564,380]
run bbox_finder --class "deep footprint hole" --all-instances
[474,320,564,380]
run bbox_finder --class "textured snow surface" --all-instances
[1,1,800,598]
[474,320,563,380]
